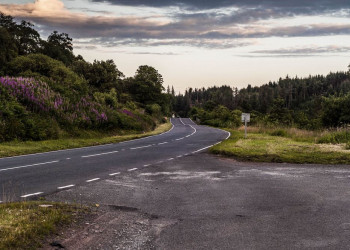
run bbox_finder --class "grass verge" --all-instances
[0,201,86,249]
[210,128,350,164]
[0,122,172,158]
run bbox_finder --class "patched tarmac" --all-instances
[46,153,350,249]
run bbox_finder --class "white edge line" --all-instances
[82,150,118,158]
[109,172,120,176]
[0,160,59,172]
[192,145,214,154]
[58,184,75,190]
[0,120,175,160]
[143,164,151,167]
[21,192,43,198]
[86,178,100,182]
[168,158,174,161]
[128,168,138,171]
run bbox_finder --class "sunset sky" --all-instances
[1,0,350,92]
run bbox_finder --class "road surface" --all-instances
[47,153,350,249]
[0,118,229,202]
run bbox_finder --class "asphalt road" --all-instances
[47,153,350,250]
[0,118,229,202]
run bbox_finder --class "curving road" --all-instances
[0,118,229,202]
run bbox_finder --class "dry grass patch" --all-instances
[0,201,86,249]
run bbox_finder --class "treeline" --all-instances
[174,72,350,129]
[0,13,172,141]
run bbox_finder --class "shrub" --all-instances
[270,129,288,137]
[317,130,350,144]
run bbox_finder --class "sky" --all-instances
[1,0,350,92]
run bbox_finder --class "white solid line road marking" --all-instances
[81,150,119,158]
[128,168,138,171]
[175,137,185,141]
[0,120,176,161]
[143,164,151,167]
[0,160,59,172]
[109,172,120,176]
[21,192,43,198]
[86,178,100,182]
[130,145,152,150]
[192,145,213,154]
[158,142,168,145]
[58,184,75,190]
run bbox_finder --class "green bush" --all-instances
[7,54,87,94]
[317,130,350,144]
[270,129,288,137]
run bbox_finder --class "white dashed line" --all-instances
[58,184,75,190]
[81,150,119,158]
[86,178,100,182]
[176,155,183,158]
[66,158,71,160]
[0,160,59,172]
[130,145,152,150]
[128,168,138,171]
[175,137,185,141]
[109,172,120,176]
[168,158,174,161]
[158,142,168,145]
[143,164,151,167]
[21,192,43,198]
[179,118,186,125]
[156,161,164,164]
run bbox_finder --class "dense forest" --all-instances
[174,72,350,130]
[0,12,173,141]
[1,12,350,143]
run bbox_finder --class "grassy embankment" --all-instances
[0,122,172,158]
[210,126,350,164]
[0,201,87,249]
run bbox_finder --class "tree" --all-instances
[42,31,74,65]
[0,27,17,73]
[129,65,165,105]
[85,59,124,90]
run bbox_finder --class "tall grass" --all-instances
[0,201,86,249]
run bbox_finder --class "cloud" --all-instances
[1,0,350,50]
[249,45,350,57]
[90,0,350,11]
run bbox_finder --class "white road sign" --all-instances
[241,113,250,122]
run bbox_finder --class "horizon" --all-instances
[1,0,350,92]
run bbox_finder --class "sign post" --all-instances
[241,113,250,138]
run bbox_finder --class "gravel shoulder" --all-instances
[44,153,350,249]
